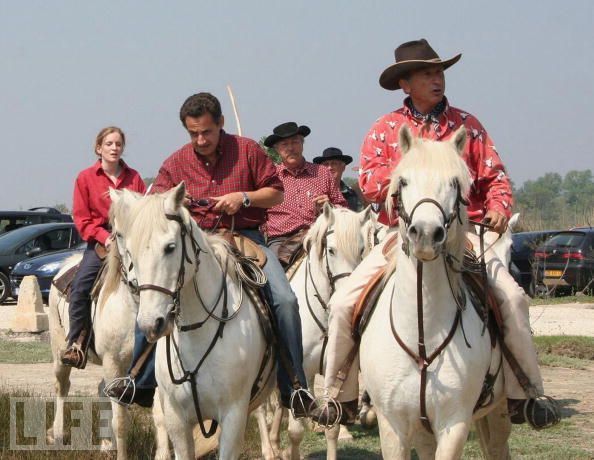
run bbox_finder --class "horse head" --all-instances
[388,125,471,262]
[303,203,375,294]
[110,182,199,342]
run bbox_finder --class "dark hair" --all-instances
[179,92,222,127]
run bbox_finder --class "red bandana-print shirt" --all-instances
[264,161,347,238]
[359,98,513,226]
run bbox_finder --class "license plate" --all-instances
[545,270,563,277]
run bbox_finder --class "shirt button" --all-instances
[205,162,210,166]
[211,180,216,184]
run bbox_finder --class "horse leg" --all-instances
[102,357,130,459]
[152,391,171,460]
[269,405,285,457]
[162,395,194,460]
[285,412,305,460]
[47,360,72,445]
[324,423,340,460]
[253,404,276,460]
[413,430,437,460]
[475,400,512,460]
[376,409,409,460]
[218,402,250,460]
[434,421,471,460]
[359,390,378,429]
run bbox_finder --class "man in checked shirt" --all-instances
[106,93,316,417]
[263,122,347,259]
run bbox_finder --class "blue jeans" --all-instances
[67,244,102,345]
[127,229,307,401]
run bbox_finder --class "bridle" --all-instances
[389,177,474,434]
[304,226,355,374]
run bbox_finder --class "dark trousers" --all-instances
[67,244,102,345]
[126,229,307,402]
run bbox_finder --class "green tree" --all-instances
[259,137,281,164]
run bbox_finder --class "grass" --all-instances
[530,294,594,305]
[0,339,52,364]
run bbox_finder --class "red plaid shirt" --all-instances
[152,131,283,230]
[264,161,347,237]
[73,160,146,245]
[360,98,513,226]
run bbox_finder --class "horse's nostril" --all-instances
[433,227,445,244]
[409,225,418,239]
[154,317,165,334]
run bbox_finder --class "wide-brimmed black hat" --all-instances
[264,122,311,147]
[379,39,461,91]
[313,147,352,165]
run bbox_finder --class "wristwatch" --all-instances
[242,192,251,208]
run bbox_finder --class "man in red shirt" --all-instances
[263,122,347,256]
[107,94,315,415]
[313,39,559,429]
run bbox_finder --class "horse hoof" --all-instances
[338,424,353,441]
[359,408,378,429]
[100,438,115,451]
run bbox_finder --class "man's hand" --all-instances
[483,210,508,234]
[313,194,330,214]
[212,192,244,215]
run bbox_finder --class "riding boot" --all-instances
[61,327,90,369]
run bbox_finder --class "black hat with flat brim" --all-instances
[313,147,353,165]
[379,39,461,91]
[264,122,311,147]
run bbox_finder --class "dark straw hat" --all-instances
[379,39,461,91]
[264,121,311,147]
[313,147,352,165]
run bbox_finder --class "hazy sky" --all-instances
[2,1,593,210]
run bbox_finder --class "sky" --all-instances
[1,1,593,210]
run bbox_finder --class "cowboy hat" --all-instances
[264,122,311,147]
[313,147,353,165]
[379,39,462,91]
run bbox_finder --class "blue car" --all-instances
[10,243,85,301]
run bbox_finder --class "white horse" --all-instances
[47,194,171,459]
[110,182,275,460]
[360,125,511,459]
[262,204,378,459]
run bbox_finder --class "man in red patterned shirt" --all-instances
[263,122,347,256]
[313,39,559,429]
[107,94,316,416]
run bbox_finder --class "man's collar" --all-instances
[403,96,449,123]
[93,159,128,174]
[279,160,311,176]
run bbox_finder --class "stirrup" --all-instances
[310,395,343,429]
[289,388,316,419]
[525,395,561,430]
[61,343,87,369]
[104,376,136,408]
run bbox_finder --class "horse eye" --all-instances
[116,232,122,239]
[400,178,408,187]
[328,247,336,256]
[164,243,176,254]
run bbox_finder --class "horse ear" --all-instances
[451,126,467,156]
[165,182,186,213]
[399,125,414,155]
[322,202,334,224]
[359,205,372,223]
[508,212,520,231]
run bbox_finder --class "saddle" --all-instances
[276,228,307,269]
[213,230,267,268]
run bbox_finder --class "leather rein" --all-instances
[390,181,473,434]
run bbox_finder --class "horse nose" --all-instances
[407,224,446,246]
[432,226,446,245]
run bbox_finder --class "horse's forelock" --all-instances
[332,209,363,265]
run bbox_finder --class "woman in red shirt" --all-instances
[61,126,146,368]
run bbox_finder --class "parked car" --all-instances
[533,229,594,295]
[510,230,560,297]
[0,223,82,303]
[0,208,72,235]
[10,242,86,301]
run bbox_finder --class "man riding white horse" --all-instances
[105,92,317,418]
[312,38,559,429]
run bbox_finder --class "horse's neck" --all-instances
[393,246,460,325]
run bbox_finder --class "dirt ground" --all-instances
[1,302,593,445]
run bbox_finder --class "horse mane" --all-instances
[304,207,362,266]
[384,137,472,294]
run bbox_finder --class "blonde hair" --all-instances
[95,126,126,157]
